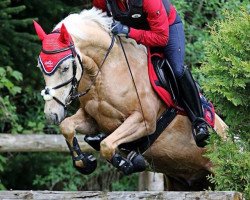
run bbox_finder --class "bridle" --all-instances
[40,32,115,110]
[40,41,83,109]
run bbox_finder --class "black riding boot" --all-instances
[178,66,210,147]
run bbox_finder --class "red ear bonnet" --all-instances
[59,24,71,45]
[36,23,75,75]
[33,20,47,41]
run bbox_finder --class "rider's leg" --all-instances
[164,14,209,147]
[177,67,210,147]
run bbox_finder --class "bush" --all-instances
[199,8,250,199]
[206,134,250,199]
[173,0,249,67]
[199,8,250,140]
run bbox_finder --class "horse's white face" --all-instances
[38,58,82,124]
[34,21,83,124]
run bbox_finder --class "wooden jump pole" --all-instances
[0,134,92,152]
[0,191,243,200]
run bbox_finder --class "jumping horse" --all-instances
[34,8,227,190]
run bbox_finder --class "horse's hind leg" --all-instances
[60,108,98,174]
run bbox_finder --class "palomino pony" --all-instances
[34,8,227,190]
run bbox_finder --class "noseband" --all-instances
[41,32,115,110]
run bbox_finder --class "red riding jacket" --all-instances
[92,0,177,47]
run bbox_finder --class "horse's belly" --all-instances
[143,115,210,179]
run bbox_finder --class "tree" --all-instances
[0,0,27,132]
[173,0,249,68]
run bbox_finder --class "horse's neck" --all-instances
[77,28,148,104]
[74,31,112,78]
[75,35,114,95]
[80,37,147,85]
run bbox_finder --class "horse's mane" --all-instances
[54,7,146,51]
[54,7,113,40]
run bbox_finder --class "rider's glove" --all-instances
[111,21,130,37]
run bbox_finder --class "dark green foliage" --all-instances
[32,154,137,191]
[0,155,6,190]
[1,153,137,191]
[0,0,42,133]
[198,7,250,199]
[199,8,250,142]
[173,0,249,67]
[206,134,250,199]
[0,66,22,132]
[32,155,112,191]
[112,173,139,191]
[0,0,39,71]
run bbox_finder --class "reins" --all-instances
[117,36,150,135]
[70,34,116,101]
[117,36,156,173]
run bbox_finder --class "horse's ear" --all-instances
[59,24,71,45]
[33,20,47,41]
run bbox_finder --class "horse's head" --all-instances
[34,21,83,124]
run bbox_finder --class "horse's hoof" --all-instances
[128,152,146,172]
[84,133,106,151]
[111,153,134,175]
[73,153,97,175]
[110,152,146,175]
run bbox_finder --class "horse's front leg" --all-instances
[60,108,98,174]
[100,111,155,175]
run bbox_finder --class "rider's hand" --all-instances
[111,21,129,37]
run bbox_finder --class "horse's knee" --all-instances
[145,121,157,134]
[60,118,75,140]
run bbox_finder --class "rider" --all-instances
[92,0,210,147]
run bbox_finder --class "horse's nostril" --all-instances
[53,113,59,123]
[45,88,50,95]
[46,113,59,125]
[51,113,60,125]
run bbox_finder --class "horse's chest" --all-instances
[84,99,125,132]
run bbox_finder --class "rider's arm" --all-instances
[129,0,176,47]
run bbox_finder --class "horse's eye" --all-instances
[62,66,69,73]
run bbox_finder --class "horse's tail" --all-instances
[214,114,228,139]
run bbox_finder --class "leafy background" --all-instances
[0,0,249,198]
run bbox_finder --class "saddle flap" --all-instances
[151,55,180,104]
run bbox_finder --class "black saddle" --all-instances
[151,55,180,105]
